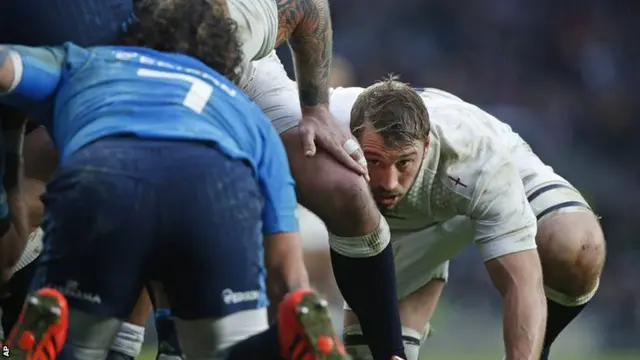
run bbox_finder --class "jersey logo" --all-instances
[448,176,467,187]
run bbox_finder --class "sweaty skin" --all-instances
[275,0,332,107]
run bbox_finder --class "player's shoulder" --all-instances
[419,87,517,147]
[328,86,365,127]
[421,89,514,203]
[422,88,511,167]
[427,136,513,218]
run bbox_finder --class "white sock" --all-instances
[401,326,422,360]
[110,322,145,357]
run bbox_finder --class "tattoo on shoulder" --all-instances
[276,0,332,107]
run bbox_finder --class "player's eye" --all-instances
[368,159,381,167]
[396,160,412,170]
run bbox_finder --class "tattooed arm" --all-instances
[275,0,367,175]
[276,0,332,108]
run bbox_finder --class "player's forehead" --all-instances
[360,130,420,158]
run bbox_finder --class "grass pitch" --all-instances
[138,348,640,360]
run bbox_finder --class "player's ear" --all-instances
[424,136,430,149]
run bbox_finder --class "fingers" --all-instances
[339,138,369,179]
[299,126,316,156]
[351,148,368,178]
[299,121,369,179]
[330,142,367,177]
[343,138,367,168]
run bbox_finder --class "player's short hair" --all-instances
[351,76,430,147]
[120,0,243,84]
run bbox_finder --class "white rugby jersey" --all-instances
[329,87,538,261]
[228,0,279,87]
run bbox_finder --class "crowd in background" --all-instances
[276,0,640,350]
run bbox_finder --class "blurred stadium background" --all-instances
[142,0,640,358]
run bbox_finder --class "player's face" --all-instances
[359,128,426,213]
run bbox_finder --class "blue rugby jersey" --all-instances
[0,43,299,235]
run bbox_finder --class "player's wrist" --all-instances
[301,104,331,117]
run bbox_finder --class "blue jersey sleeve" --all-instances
[0,45,66,109]
[256,117,299,235]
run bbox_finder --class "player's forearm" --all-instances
[486,249,546,360]
[501,277,547,359]
[264,232,309,289]
[279,0,333,107]
[264,231,310,319]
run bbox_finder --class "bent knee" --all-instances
[537,212,605,297]
[281,129,378,234]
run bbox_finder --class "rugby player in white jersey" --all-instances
[6,0,407,359]
[237,53,605,360]
[339,81,606,360]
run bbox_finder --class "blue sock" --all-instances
[224,324,281,360]
[155,309,183,356]
[331,245,406,359]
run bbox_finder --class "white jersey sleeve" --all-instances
[422,94,538,262]
[468,159,538,261]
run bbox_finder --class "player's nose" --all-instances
[378,167,400,191]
